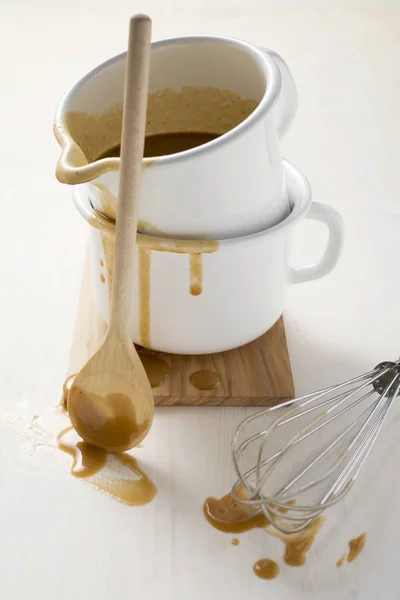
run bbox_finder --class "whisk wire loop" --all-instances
[231,360,400,533]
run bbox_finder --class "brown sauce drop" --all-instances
[336,555,346,568]
[97,131,221,159]
[56,426,157,505]
[336,533,366,567]
[138,247,151,348]
[139,353,169,388]
[189,253,203,296]
[100,259,104,267]
[253,559,279,580]
[283,535,314,567]
[203,487,269,533]
[347,533,366,563]
[231,538,240,546]
[100,273,105,283]
[279,516,324,567]
[190,370,220,391]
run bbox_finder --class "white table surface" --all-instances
[0,1,399,598]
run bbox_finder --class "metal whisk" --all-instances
[231,360,400,534]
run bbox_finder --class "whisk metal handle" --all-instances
[290,202,344,284]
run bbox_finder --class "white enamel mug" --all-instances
[55,35,298,239]
[73,161,344,354]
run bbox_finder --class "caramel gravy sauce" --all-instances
[98,452,157,506]
[204,490,324,571]
[55,88,258,184]
[336,532,366,567]
[347,533,366,563]
[253,559,280,580]
[101,223,219,349]
[93,183,162,230]
[203,488,269,533]
[138,220,165,236]
[89,195,220,350]
[56,426,157,506]
[100,273,105,284]
[60,373,77,410]
[57,426,106,477]
[138,247,151,348]
[231,538,240,546]
[278,516,324,567]
[189,253,203,296]
[137,237,219,347]
[62,356,167,420]
[190,370,220,391]
[97,132,220,160]
[67,385,150,453]
[138,353,169,388]
[92,181,117,218]
[100,230,115,304]
[276,499,296,514]
[336,555,346,568]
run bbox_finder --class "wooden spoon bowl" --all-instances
[68,331,153,452]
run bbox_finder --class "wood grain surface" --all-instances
[68,255,294,406]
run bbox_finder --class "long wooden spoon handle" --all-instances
[109,14,151,337]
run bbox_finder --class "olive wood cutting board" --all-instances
[66,256,294,406]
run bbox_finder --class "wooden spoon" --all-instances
[67,14,154,453]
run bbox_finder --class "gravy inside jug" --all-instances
[97,131,221,159]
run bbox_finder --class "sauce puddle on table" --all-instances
[56,426,157,506]
[204,488,324,577]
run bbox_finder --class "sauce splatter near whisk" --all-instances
[337,533,367,567]
[204,488,325,577]
[274,516,324,567]
[347,532,367,562]
[203,486,269,533]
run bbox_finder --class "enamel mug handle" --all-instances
[262,49,298,138]
[290,202,345,284]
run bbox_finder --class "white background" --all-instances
[0,1,399,598]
